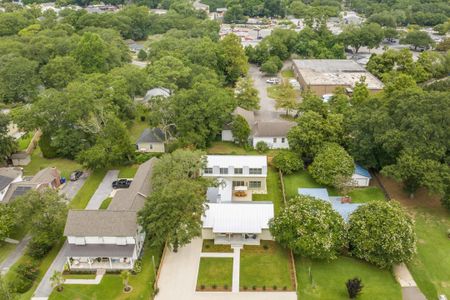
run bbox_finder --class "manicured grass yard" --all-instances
[348,187,385,203]
[63,273,96,279]
[69,169,107,209]
[407,207,450,299]
[23,147,82,179]
[283,170,338,200]
[207,142,257,155]
[50,243,163,300]
[0,242,16,264]
[99,197,112,209]
[17,132,33,151]
[202,239,233,253]
[128,119,148,143]
[297,256,401,300]
[240,241,294,291]
[117,164,139,178]
[253,167,283,214]
[196,257,233,290]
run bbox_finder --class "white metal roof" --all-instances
[202,202,274,234]
[206,155,267,169]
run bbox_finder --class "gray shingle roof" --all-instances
[0,168,22,191]
[136,128,165,144]
[30,167,60,184]
[253,121,296,137]
[64,243,135,257]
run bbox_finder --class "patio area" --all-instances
[214,233,261,246]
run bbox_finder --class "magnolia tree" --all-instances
[348,201,416,268]
[272,150,303,174]
[269,195,346,260]
[309,143,354,187]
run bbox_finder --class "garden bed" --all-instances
[202,240,233,253]
[196,257,233,291]
[240,241,295,291]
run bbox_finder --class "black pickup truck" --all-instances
[112,179,132,189]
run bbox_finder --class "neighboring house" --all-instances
[10,152,31,166]
[0,167,61,204]
[203,155,268,202]
[222,107,295,149]
[63,158,157,270]
[298,188,362,221]
[202,202,274,245]
[0,168,23,203]
[350,164,372,187]
[292,59,384,96]
[142,88,171,103]
[136,128,165,153]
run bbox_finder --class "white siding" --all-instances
[67,236,136,245]
[136,142,165,153]
[260,229,273,240]
[253,137,289,149]
[350,174,370,187]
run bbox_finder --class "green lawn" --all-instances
[63,273,96,279]
[283,170,338,200]
[196,257,233,290]
[202,239,233,253]
[50,243,163,300]
[69,169,107,209]
[207,142,257,155]
[128,120,148,143]
[281,69,295,78]
[253,167,283,215]
[17,132,33,151]
[297,256,402,300]
[117,164,139,178]
[348,187,386,203]
[0,242,16,264]
[240,241,294,290]
[23,147,82,179]
[407,207,450,299]
[99,197,112,209]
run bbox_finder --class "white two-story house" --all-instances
[203,155,267,202]
[63,158,157,270]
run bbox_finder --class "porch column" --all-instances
[88,258,92,269]
[109,257,113,269]
[67,257,72,269]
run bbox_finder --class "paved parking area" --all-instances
[85,170,118,209]
[59,172,89,201]
[155,238,297,300]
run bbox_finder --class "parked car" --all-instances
[112,179,132,189]
[70,170,83,181]
[266,77,280,84]
[289,79,301,90]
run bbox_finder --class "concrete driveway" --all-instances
[155,238,297,300]
[85,170,118,209]
[59,172,89,201]
[249,64,281,115]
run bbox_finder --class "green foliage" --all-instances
[348,201,416,268]
[137,49,147,61]
[73,32,109,73]
[0,275,13,300]
[40,56,81,89]
[0,205,16,241]
[272,151,303,175]
[231,115,250,145]
[147,56,192,91]
[0,54,39,103]
[16,261,39,281]
[298,89,328,117]
[235,76,260,110]
[13,189,68,259]
[255,141,269,153]
[38,133,58,159]
[346,277,364,299]
[339,23,384,53]
[400,30,435,50]
[309,143,354,187]
[271,82,297,115]
[270,195,346,260]
[218,34,248,84]
[139,150,212,251]
[50,271,65,292]
[0,114,17,163]
[224,4,247,24]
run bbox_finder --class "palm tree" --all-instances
[50,271,65,292]
[121,270,131,292]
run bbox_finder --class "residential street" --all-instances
[85,170,118,209]
[0,235,31,275]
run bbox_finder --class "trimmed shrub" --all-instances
[11,276,33,293]
[38,133,57,159]
[255,141,269,153]
[16,261,39,281]
[272,150,303,174]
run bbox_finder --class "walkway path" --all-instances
[231,245,242,293]
[65,269,105,285]
[393,263,427,300]
[0,235,31,275]
[85,170,118,209]
[155,239,297,300]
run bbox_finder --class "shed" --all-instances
[136,128,165,153]
[351,164,372,187]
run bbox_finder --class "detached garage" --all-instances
[351,165,372,187]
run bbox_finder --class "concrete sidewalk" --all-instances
[0,235,31,275]
[394,263,427,300]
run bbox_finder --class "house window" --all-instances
[273,138,277,143]
[232,181,245,188]
[281,138,285,143]
[249,168,262,175]
[249,181,261,189]
[234,168,243,175]
[220,168,228,175]
[149,144,153,149]
[204,168,213,174]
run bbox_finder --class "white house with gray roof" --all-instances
[63,158,157,270]
[222,107,295,149]
[136,128,165,153]
[0,168,23,203]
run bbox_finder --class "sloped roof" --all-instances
[354,164,371,178]
[206,155,267,169]
[144,88,170,101]
[233,107,255,126]
[1,182,39,204]
[202,202,274,233]
[0,168,22,191]
[253,121,296,137]
[30,167,60,184]
[136,128,165,144]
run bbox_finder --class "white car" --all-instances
[266,78,280,84]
